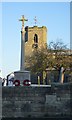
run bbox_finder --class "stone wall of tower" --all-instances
[25,26,47,57]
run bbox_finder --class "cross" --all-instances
[19,15,28,28]
[34,16,37,26]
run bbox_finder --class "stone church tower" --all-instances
[25,25,47,83]
[25,26,47,57]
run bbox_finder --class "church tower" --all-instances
[25,26,47,57]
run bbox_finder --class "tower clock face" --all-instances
[32,43,38,48]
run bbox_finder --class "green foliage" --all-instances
[26,41,72,75]
[26,47,48,73]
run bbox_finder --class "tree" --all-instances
[25,40,72,83]
[48,40,70,70]
[25,47,48,74]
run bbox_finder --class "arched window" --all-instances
[34,34,38,43]
[32,34,38,48]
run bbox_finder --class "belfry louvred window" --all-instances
[32,34,38,48]
[34,34,38,43]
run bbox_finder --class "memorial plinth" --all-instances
[14,70,30,86]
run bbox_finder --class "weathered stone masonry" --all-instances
[2,83,72,118]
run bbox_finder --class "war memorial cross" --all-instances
[19,15,28,29]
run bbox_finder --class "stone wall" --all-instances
[25,26,47,57]
[2,83,72,118]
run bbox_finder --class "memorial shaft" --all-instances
[20,29,25,71]
[19,15,28,71]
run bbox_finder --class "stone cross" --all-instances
[19,15,28,28]
[19,15,28,71]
